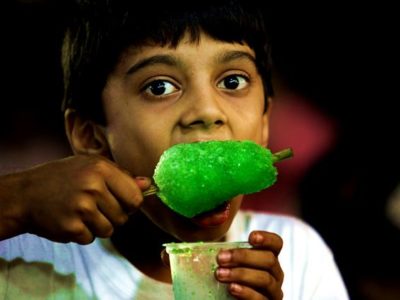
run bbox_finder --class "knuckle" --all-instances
[263,272,273,287]
[68,220,86,235]
[275,234,284,248]
[91,159,113,177]
[66,221,93,245]
[114,214,129,226]
[258,230,282,244]
[76,233,94,245]
[76,174,104,195]
[65,220,87,238]
[230,284,263,300]
[268,232,283,248]
[78,159,109,182]
[98,223,114,238]
[75,198,96,216]
[126,194,142,210]
[231,267,247,282]
[266,253,278,267]
[231,248,247,262]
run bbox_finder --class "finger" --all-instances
[73,196,116,237]
[44,228,94,245]
[160,248,170,267]
[62,219,95,245]
[227,283,270,300]
[73,226,95,245]
[83,209,115,238]
[104,170,150,213]
[32,211,95,244]
[249,231,283,256]
[217,249,284,283]
[216,267,282,299]
[96,185,130,226]
[134,176,153,190]
[31,223,87,245]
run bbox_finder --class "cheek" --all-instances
[231,92,266,139]
[233,112,266,143]
[105,124,159,176]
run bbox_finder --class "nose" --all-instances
[179,87,227,130]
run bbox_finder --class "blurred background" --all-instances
[2,1,399,299]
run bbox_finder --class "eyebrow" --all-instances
[216,50,257,66]
[126,50,256,75]
[127,55,180,75]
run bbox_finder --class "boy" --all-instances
[0,1,349,299]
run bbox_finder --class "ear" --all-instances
[64,109,111,156]
[261,97,273,147]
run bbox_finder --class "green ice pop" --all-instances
[148,140,292,218]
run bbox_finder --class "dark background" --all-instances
[1,1,399,299]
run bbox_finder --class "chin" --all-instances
[167,197,243,242]
[173,222,232,242]
[142,195,243,242]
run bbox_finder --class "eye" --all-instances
[143,80,179,97]
[217,74,249,90]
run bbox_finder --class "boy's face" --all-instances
[99,32,270,241]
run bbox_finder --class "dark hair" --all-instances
[61,0,272,122]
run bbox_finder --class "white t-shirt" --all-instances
[0,210,349,299]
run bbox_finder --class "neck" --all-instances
[110,211,177,283]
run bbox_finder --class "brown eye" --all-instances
[217,75,248,90]
[143,80,178,97]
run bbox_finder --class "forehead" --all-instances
[117,32,256,71]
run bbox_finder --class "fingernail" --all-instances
[230,283,243,293]
[252,232,263,244]
[216,268,230,278]
[218,250,232,263]
[135,177,151,188]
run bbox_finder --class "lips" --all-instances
[191,202,231,228]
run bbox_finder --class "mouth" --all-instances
[190,201,231,228]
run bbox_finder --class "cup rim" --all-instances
[163,241,251,251]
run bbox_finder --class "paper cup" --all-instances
[164,241,251,300]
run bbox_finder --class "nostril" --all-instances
[188,120,204,127]
[187,119,224,128]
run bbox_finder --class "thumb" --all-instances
[160,248,170,267]
[134,176,152,190]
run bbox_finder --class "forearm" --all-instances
[0,172,28,240]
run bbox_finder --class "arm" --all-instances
[0,172,27,240]
[0,155,150,244]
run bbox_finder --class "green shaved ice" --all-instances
[153,140,278,218]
